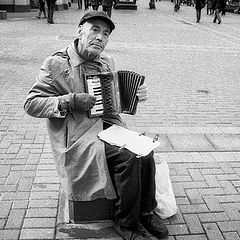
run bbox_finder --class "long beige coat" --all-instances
[24,40,125,201]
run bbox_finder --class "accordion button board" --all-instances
[84,71,145,118]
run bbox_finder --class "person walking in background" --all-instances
[46,0,57,24]
[207,0,214,14]
[212,0,224,23]
[78,0,89,9]
[90,0,101,10]
[102,0,113,17]
[195,0,205,22]
[36,0,47,19]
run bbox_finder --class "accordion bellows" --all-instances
[84,71,145,118]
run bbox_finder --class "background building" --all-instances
[0,0,69,12]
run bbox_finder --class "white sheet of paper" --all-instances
[98,125,160,157]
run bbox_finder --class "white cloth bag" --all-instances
[155,159,178,219]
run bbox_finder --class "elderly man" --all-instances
[24,11,168,239]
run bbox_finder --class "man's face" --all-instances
[77,19,111,58]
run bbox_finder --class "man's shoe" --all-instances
[113,223,152,240]
[141,212,168,239]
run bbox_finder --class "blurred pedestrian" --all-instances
[46,0,56,24]
[102,0,113,17]
[90,0,101,10]
[195,0,205,22]
[78,0,89,9]
[36,0,47,19]
[207,0,214,14]
[149,0,156,9]
[212,0,224,23]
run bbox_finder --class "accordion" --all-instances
[84,70,145,118]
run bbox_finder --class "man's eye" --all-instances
[103,32,110,37]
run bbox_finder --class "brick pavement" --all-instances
[1,0,240,239]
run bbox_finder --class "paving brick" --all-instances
[5,209,25,229]
[222,152,238,162]
[217,194,240,203]
[206,134,240,151]
[232,181,240,187]
[26,208,57,218]
[0,201,12,218]
[203,175,221,188]
[221,203,240,220]
[185,189,204,204]
[198,188,225,195]
[168,211,185,224]
[172,183,186,197]
[37,164,56,170]
[175,235,208,240]
[198,212,229,222]
[170,175,192,182]
[0,219,6,229]
[1,192,30,201]
[200,168,224,175]
[167,224,189,235]
[203,223,224,240]
[0,184,18,193]
[0,165,11,178]
[203,195,222,212]
[220,180,239,194]
[176,197,190,205]
[217,221,240,232]
[32,183,60,192]
[167,134,214,152]
[171,163,189,175]
[36,170,58,177]
[28,199,58,208]
[30,191,59,200]
[223,232,240,240]
[22,217,56,228]
[181,181,209,189]
[20,228,55,239]
[199,152,216,162]
[12,200,29,209]
[188,169,205,181]
[11,164,37,171]
[7,144,21,154]
[217,174,240,181]
[183,214,204,234]
[17,177,34,192]
[0,230,20,239]
[34,176,60,184]
[218,162,236,174]
[179,204,209,214]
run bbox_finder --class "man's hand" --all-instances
[137,83,148,102]
[74,93,96,111]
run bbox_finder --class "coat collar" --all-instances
[67,39,103,67]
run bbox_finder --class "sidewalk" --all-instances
[0,1,240,239]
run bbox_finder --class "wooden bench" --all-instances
[0,10,7,20]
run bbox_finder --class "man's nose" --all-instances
[96,33,103,41]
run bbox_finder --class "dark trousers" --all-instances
[213,8,221,22]
[196,8,201,21]
[46,0,56,23]
[78,0,89,9]
[39,0,46,13]
[105,142,157,228]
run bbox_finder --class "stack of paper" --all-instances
[98,125,160,157]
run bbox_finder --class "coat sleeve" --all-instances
[24,56,68,118]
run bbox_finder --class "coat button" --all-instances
[64,69,70,75]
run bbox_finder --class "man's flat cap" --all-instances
[78,10,115,32]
